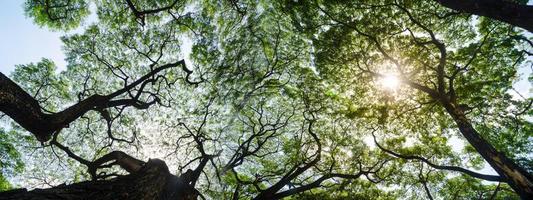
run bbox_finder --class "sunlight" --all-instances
[380,74,400,90]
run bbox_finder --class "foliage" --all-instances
[0,129,24,191]
[24,0,89,30]
[0,0,531,199]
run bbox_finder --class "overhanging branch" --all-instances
[372,132,505,182]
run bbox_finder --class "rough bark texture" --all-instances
[442,102,533,199]
[0,72,55,141]
[0,72,113,142]
[0,159,198,200]
[0,61,181,142]
[434,0,533,32]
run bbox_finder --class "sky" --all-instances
[0,1,67,74]
[0,0,531,179]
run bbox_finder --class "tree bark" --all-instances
[442,102,533,199]
[0,72,56,141]
[399,73,533,198]
[433,0,533,32]
[0,61,182,142]
[0,159,198,200]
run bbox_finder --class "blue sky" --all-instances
[0,1,68,74]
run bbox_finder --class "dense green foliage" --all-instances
[1,0,531,199]
[0,129,24,191]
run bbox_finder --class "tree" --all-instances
[0,0,531,199]
[3,0,206,198]
[433,0,533,33]
[284,0,532,198]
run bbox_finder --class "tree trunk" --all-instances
[0,61,182,143]
[442,102,533,199]
[0,72,113,142]
[0,159,199,200]
[433,0,533,32]
[0,72,56,141]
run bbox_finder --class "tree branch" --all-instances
[0,60,186,142]
[433,0,533,32]
[372,132,505,182]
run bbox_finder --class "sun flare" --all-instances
[380,74,400,90]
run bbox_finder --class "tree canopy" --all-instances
[0,0,532,199]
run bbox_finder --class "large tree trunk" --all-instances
[442,102,533,199]
[0,71,114,141]
[0,72,56,141]
[433,0,533,32]
[0,159,198,200]
[0,61,182,142]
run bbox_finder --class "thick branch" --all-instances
[0,60,184,142]
[372,133,505,182]
[0,159,199,200]
[433,0,533,32]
